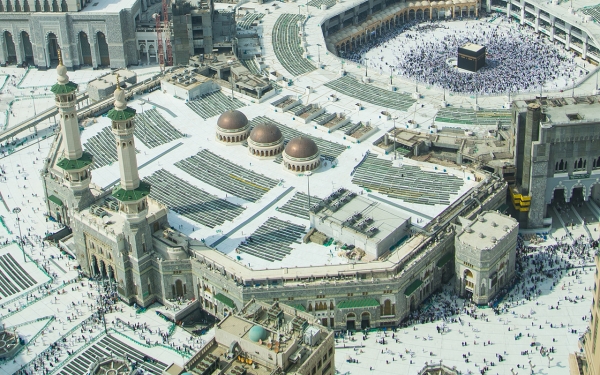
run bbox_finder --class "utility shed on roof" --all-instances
[309,191,410,259]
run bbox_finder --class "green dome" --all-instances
[182,372,194,375]
[248,325,268,342]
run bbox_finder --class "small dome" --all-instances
[217,110,248,130]
[250,123,282,144]
[284,136,319,159]
[248,325,268,342]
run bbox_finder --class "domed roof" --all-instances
[217,110,249,130]
[249,123,283,144]
[248,325,268,342]
[285,136,319,159]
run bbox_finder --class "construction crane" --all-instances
[152,13,165,72]
[152,0,173,73]
[163,0,173,68]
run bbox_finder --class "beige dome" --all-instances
[217,110,248,130]
[250,123,283,144]
[284,136,319,159]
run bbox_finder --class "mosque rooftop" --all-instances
[514,95,600,125]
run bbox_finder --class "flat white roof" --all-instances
[313,194,411,243]
[457,211,518,250]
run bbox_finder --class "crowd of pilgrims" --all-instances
[334,233,596,374]
[344,15,584,94]
[397,233,596,329]
[13,278,205,375]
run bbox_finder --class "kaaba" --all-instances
[457,43,486,72]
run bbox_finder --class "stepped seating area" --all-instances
[345,122,374,139]
[237,217,305,262]
[352,154,464,205]
[581,6,600,23]
[0,253,37,298]
[307,0,336,7]
[435,107,511,126]
[337,121,354,132]
[250,116,347,160]
[145,169,244,228]
[240,58,262,75]
[186,91,246,119]
[324,76,415,111]
[311,111,331,124]
[272,14,317,76]
[237,12,264,29]
[278,192,322,219]
[286,102,305,114]
[175,149,278,202]
[135,108,184,149]
[83,127,118,169]
[57,335,167,375]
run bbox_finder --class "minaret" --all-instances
[52,48,93,211]
[107,78,154,306]
[107,75,150,217]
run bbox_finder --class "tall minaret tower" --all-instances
[108,75,151,216]
[52,48,93,212]
[107,76,153,306]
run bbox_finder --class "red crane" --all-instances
[153,0,173,73]
[163,0,173,68]
[153,12,165,72]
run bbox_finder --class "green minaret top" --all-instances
[51,48,78,94]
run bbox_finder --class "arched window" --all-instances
[382,299,392,315]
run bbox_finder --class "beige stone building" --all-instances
[177,300,334,375]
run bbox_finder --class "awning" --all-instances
[436,252,453,268]
[48,195,64,207]
[215,293,235,309]
[404,279,423,296]
[337,298,380,309]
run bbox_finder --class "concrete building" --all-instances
[512,96,600,228]
[454,210,518,304]
[160,67,219,101]
[181,300,334,375]
[309,191,411,259]
[87,70,137,102]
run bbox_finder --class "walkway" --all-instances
[104,142,184,189]
[140,98,177,118]
[210,187,294,247]
[368,193,434,221]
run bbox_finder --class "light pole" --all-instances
[30,90,36,116]
[392,116,398,159]
[138,100,146,146]
[306,171,312,214]
[390,66,393,85]
[316,44,321,64]
[364,58,369,77]
[12,207,25,263]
